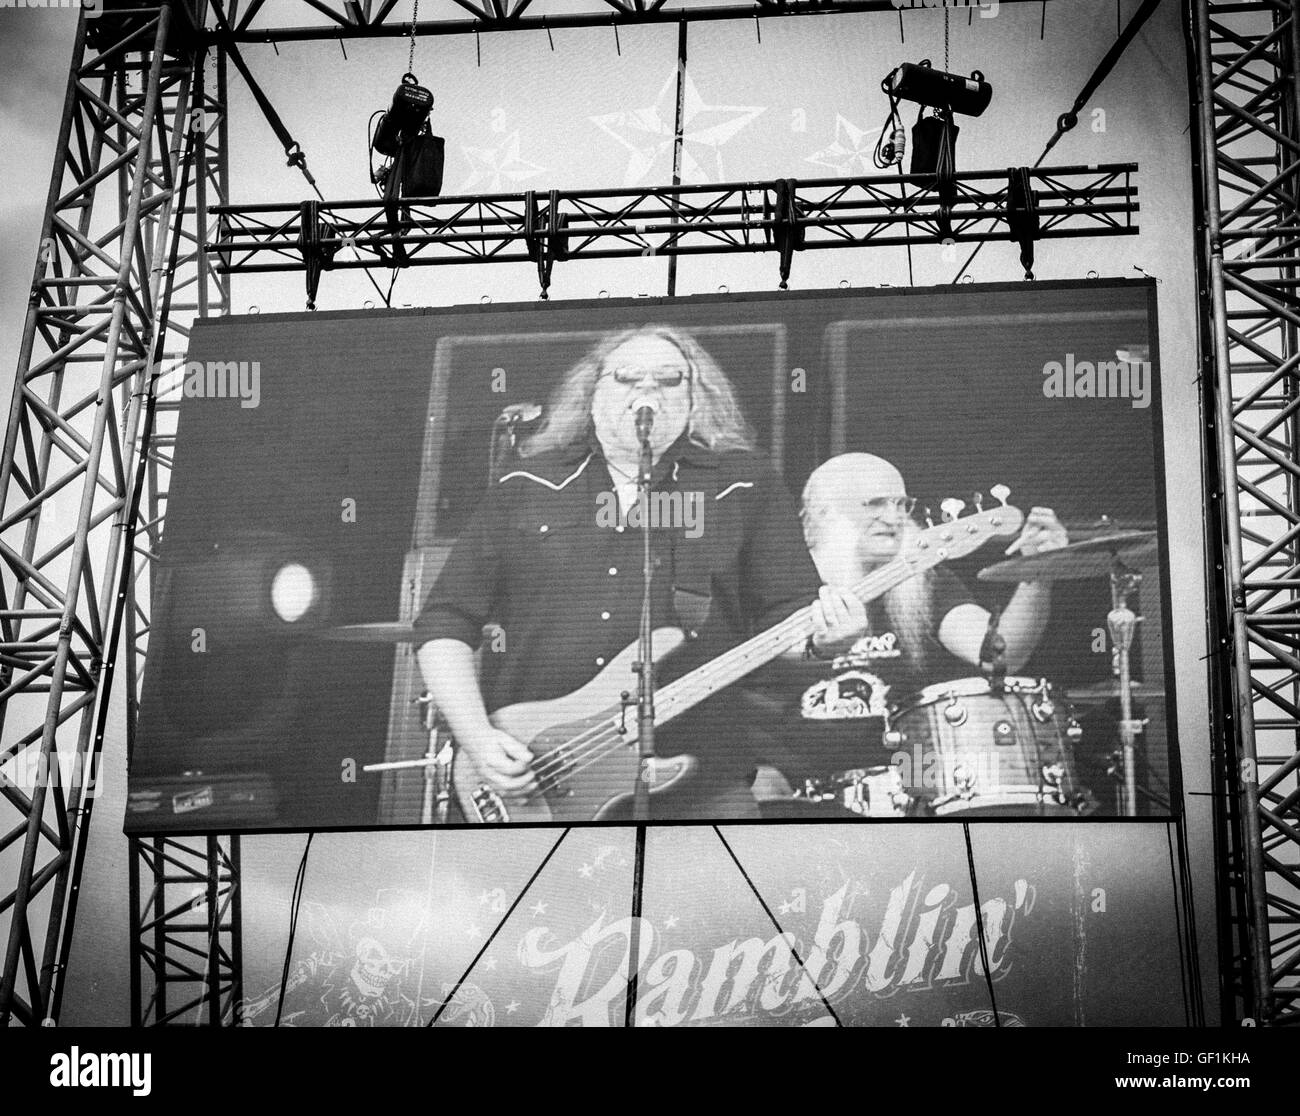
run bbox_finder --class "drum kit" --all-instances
[766,528,1160,821]
[321,528,1161,823]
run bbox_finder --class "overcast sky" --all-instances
[0,9,77,405]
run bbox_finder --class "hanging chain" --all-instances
[944,6,949,73]
[408,0,420,75]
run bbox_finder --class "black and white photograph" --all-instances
[0,0,1292,1073]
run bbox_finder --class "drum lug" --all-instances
[882,728,905,748]
[1031,678,1055,722]
[952,763,977,796]
[1040,762,1066,804]
[943,692,968,727]
[1066,715,1083,741]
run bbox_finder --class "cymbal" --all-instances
[1067,678,1166,704]
[319,622,423,644]
[977,531,1157,583]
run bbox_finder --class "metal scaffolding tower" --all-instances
[1194,0,1300,1027]
[0,0,236,1026]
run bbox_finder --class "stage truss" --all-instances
[1194,0,1300,1027]
[0,0,1283,1027]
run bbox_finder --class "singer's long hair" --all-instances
[800,492,937,672]
[520,324,756,458]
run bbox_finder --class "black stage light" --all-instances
[372,73,435,158]
[879,61,992,184]
[884,61,992,118]
[370,73,444,201]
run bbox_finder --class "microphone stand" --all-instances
[623,409,656,1028]
[632,416,656,823]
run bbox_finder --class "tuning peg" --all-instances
[940,497,965,523]
[990,484,1011,506]
[923,506,935,529]
[972,492,984,512]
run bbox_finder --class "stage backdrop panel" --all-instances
[235,822,1188,1027]
[129,279,1177,833]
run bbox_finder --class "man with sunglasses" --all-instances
[414,325,867,821]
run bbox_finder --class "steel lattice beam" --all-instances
[1194,0,1300,1027]
[209,164,1137,298]
[207,0,1051,44]
[0,1,229,1026]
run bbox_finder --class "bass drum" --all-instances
[885,676,1095,817]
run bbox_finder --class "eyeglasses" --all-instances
[602,364,690,387]
[862,496,917,517]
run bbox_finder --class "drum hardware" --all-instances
[318,621,421,642]
[975,530,1157,584]
[795,765,912,818]
[1030,679,1054,723]
[887,675,1095,817]
[1108,570,1144,816]
[979,530,1159,818]
[362,692,454,825]
[943,692,968,726]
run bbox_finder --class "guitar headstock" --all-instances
[901,487,1024,569]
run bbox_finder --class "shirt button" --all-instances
[595,657,606,667]
[608,567,618,576]
[601,611,611,620]
[615,525,625,533]
[538,524,549,533]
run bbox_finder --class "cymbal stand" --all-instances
[1107,562,1145,816]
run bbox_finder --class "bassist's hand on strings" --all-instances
[458,726,537,800]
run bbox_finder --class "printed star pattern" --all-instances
[590,68,766,186]
[458,130,547,193]
[805,114,877,176]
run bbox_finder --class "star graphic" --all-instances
[505,1000,520,1015]
[778,901,792,915]
[664,915,679,929]
[590,68,766,186]
[805,114,877,177]
[477,890,492,905]
[579,863,594,879]
[529,900,548,918]
[895,1013,911,1028]
[464,923,481,939]
[459,131,546,193]
[484,957,497,971]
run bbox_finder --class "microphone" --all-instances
[632,396,658,445]
[488,403,542,485]
[500,401,542,427]
[498,402,542,448]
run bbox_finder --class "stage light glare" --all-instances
[271,563,316,622]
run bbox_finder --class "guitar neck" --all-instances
[654,554,924,726]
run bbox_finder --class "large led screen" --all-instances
[128,280,1176,833]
